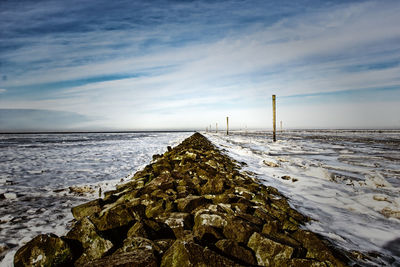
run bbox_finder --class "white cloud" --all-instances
[0,89,6,93]
[1,0,400,129]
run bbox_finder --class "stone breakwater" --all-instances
[14,133,352,266]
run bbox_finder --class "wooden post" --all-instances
[226,117,229,135]
[272,95,276,142]
[216,123,218,133]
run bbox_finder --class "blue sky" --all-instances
[0,0,399,131]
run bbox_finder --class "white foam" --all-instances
[0,132,193,267]
[3,193,17,199]
[364,172,393,188]
[205,130,400,264]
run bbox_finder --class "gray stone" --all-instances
[215,239,257,265]
[71,199,102,220]
[14,234,75,267]
[66,217,113,264]
[176,195,210,213]
[161,240,243,267]
[247,232,294,267]
[81,249,158,267]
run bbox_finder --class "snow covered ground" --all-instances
[0,132,192,266]
[206,130,400,265]
[1,130,398,266]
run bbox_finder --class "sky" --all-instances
[0,0,400,131]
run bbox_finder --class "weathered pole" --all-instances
[280,120,283,132]
[226,117,229,135]
[272,95,276,142]
[216,123,218,133]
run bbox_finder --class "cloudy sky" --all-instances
[1,0,399,131]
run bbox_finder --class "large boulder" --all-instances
[71,199,102,220]
[215,239,257,265]
[247,232,294,266]
[193,209,227,242]
[127,221,149,238]
[292,230,346,266]
[145,199,166,219]
[116,236,160,255]
[81,249,158,267]
[223,217,259,243]
[163,212,192,238]
[14,234,76,267]
[176,195,210,213]
[90,203,141,231]
[66,217,113,265]
[160,240,242,267]
[201,177,225,194]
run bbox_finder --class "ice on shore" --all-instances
[0,132,192,266]
[206,130,400,264]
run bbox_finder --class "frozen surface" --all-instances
[0,132,192,266]
[206,130,400,266]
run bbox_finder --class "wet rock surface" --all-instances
[14,133,354,266]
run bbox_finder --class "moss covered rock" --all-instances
[81,249,158,267]
[176,195,210,213]
[71,199,102,221]
[247,232,294,266]
[66,217,113,265]
[161,240,242,267]
[90,204,136,231]
[223,217,259,243]
[292,230,347,266]
[14,234,76,267]
[215,239,257,265]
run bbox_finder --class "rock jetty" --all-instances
[14,133,351,266]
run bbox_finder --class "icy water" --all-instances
[0,132,192,266]
[1,130,399,266]
[206,130,400,266]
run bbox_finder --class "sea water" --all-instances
[206,130,400,265]
[1,130,399,266]
[0,132,192,266]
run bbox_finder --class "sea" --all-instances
[0,132,192,266]
[1,130,399,266]
[206,130,400,266]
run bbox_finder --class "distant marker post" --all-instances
[226,117,229,135]
[272,95,276,142]
[216,123,218,133]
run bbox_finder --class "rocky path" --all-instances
[14,133,353,266]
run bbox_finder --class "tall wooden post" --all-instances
[280,121,283,132]
[216,123,218,133]
[226,117,229,135]
[272,95,276,142]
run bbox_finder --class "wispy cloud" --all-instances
[0,89,6,93]
[0,0,399,130]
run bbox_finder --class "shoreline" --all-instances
[13,133,367,266]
